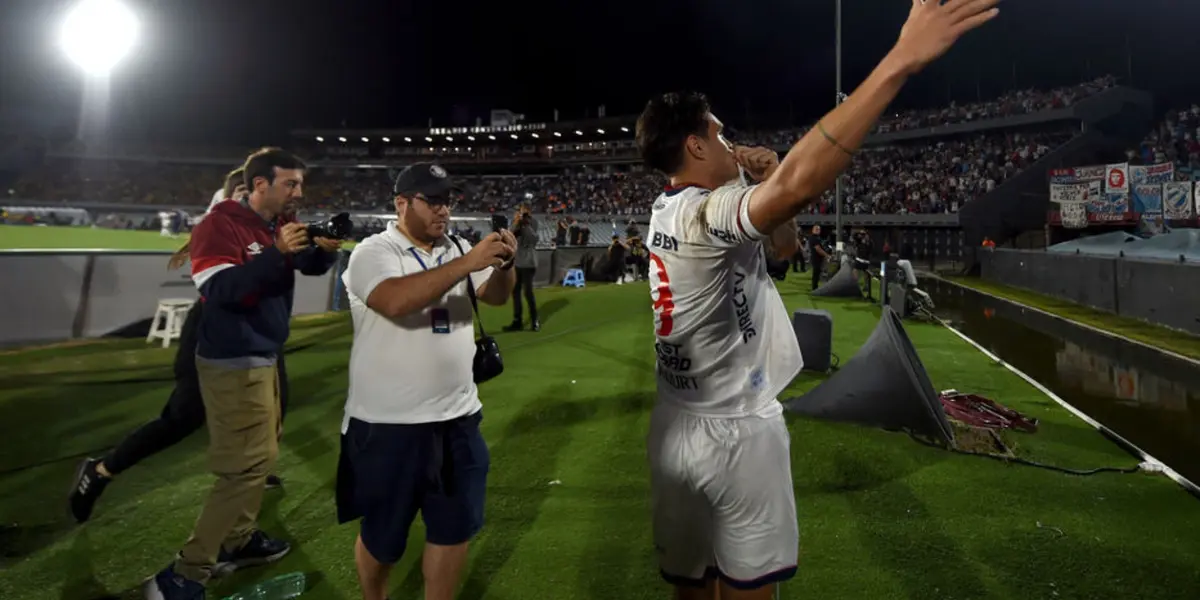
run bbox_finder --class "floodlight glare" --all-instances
[60,0,140,76]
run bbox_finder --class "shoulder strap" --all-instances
[447,236,487,338]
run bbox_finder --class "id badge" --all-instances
[431,308,451,334]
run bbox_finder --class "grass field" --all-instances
[945,275,1200,362]
[1,274,1199,600]
[0,224,192,251]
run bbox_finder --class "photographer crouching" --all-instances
[337,162,516,600]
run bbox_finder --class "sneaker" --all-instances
[265,474,283,489]
[143,564,205,600]
[531,320,541,332]
[214,530,291,576]
[502,321,523,332]
[69,458,110,523]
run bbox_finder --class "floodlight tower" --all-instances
[59,0,141,78]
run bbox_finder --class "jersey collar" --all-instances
[663,183,708,197]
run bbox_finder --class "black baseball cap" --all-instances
[392,162,463,205]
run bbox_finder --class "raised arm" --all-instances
[746,0,1000,233]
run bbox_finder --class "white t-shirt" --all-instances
[341,224,494,430]
[646,183,803,418]
[208,189,226,213]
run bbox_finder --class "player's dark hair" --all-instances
[222,167,245,200]
[242,147,306,190]
[636,91,712,176]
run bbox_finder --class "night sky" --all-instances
[1,0,1198,145]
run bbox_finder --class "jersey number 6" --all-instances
[649,253,674,336]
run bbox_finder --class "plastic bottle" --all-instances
[222,572,306,600]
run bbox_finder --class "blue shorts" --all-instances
[336,411,489,564]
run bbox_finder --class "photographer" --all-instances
[808,225,830,290]
[504,204,540,332]
[854,228,875,299]
[337,162,515,600]
[69,167,288,524]
[144,148,341,598]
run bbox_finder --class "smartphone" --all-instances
[491,214,508,232]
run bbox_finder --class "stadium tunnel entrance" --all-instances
[922,278,1200,487]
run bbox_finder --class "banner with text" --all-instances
[1164,182,1194,219]
[1050,180,1102,204]
[1049,165,1106,185]
[1130,163,1175,186]
[1088,193,1130,220]
[1106,163,1130,193]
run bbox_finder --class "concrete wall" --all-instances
[980,248,1200,334]
[0,250,342,348]
[0,246,610,348]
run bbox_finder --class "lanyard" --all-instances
[408,248,445,271]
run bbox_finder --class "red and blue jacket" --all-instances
[189,199,337,361]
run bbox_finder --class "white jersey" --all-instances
[646,183,803,418]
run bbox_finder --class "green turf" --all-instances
[945,275,1200,362]
[0,224,192,251]
[1,279,1198,600]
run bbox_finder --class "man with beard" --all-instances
[69,167,288,524]
[337,162,516,600]
[144,148,341,600]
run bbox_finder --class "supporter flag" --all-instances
[1130,163,1174,185]
[1106,163,1129,193]
[1131,184,1164,213]
[1163,182,1194,219]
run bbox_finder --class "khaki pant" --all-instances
[176,360,281,583]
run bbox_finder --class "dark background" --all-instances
[1,0,1197,144]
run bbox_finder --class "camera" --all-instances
[306,212,354,240]
[491,214,508,233]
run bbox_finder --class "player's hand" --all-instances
[313,237,343,253]
[890,0,1000,76]
[734,145,780,182]
[464,232,513,271]
[275,222,310,254]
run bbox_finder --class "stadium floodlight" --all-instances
[620,126,629,132]
[425,136,433,142]
[596,128,605,134]
[553,131,562,137]
[59,0,140,77]
[510,133,518,139]
[446,136,453,141]
[315,136,324,142]
[381,137,390,142]
[338,136,347,142]
[575,130,583,135]
[531,133,539,138]
[488,135,496,140]
[361,137,369,142]
[404,137,412,142]
[467,135,476,141]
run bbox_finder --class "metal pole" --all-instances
[834,0,844,248]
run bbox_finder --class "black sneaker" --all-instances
[265,474,283,489]
[531,320,541,332]
[69,458,110,523]
[502,321,523,332]
[143,564,205,600]
[214,530,290,576]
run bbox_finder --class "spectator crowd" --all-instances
[1129,104,1200,178]
[7,79,1119,219]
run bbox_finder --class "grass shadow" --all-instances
[835,452,990,598]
